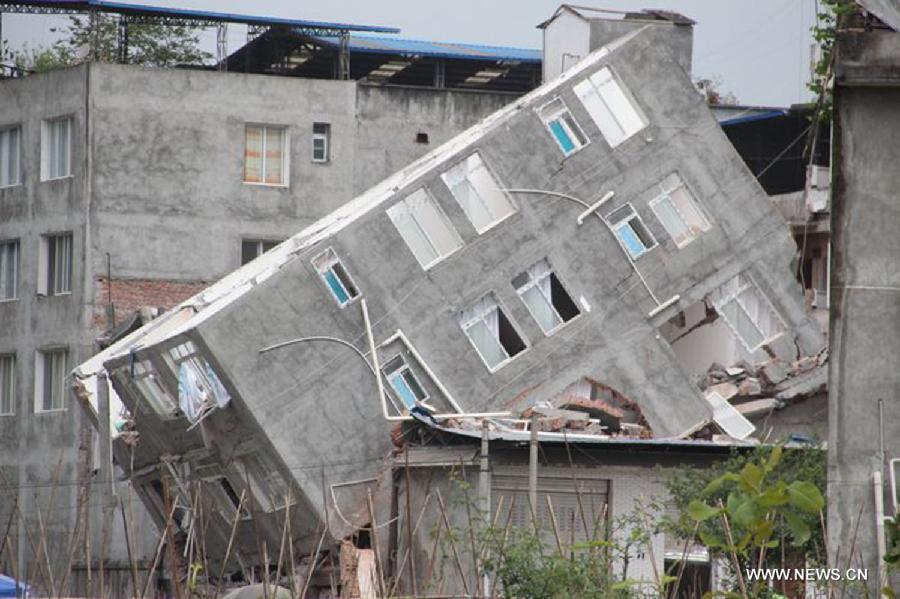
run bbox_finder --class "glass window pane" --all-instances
[468,160,515,224]
[389,373,418,408]
[574,79,625,146]
[596,75,645,139]
[452,179,494,232]
[721,300,764,350]
[323,270,350,305]
[652,197,691,246]
[615,223,646,258]
[521,285,561,333]
[389,204,439,267]
[549,119,575,154]
[670,185,711,235]
[401,370,427,401]
[244,126,262,183]
[466,320,507,369]
[411,192,462,257]
[331,262,357,298]
[264,128,284,185]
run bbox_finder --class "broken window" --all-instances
[0,354,14,415]
[441,152,516,233]
[537,97,588,156]
[35,348,67,412]
[217,477,251,519]
[312,122,330,163]
[240,239,281,266]
[382,354,428,409]
[312,248,359,307]
[386,188,463,269]
[237,453,294,511]
[573,66,647,147]
[512,259,580,334]
[459,293,527,371]
[0,125,20,187]
[165,340,232,422]
[38,233,73,296]
[244,124,287,186]
[649,174,711,248]
[710,274,785,352]
[0,239,18,300]
[607,203,656,259]
[41,116,71,180]
[131,360,177,416]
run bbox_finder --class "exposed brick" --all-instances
[93,277,208,331]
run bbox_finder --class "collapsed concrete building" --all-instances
[72,20,827,594]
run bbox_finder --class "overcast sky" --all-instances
[3,0,818,106]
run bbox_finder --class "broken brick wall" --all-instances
[93,277,208,331]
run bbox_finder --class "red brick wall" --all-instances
[93,277,208,331]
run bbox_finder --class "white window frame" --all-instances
[459,293,528,373]
[131,359,178,416]
[386,188,464,270]
[536,97,589,157]
[240,238,281,265]
[0,125,21,188]
[573,66,647,148]
[606,203,657,259]
[0,354,15,416]
[243,124,289,187]
[311,247,360,308]
[34,348,68,413]
[382,354,430,410]
[312,122,330,163]
[41,116,72,181]
[512,259,581,336]
[0,239,19,301]
[711,274,786,353]
[38,233,73,296]
[648,174,711,249]
[440,152,517,234]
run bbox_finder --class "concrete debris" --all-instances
[735,398,783,417]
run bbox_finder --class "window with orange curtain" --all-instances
[244,125,287,186]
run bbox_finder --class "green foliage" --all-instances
[12,43,75,73]
[808,0,860,122]
[667,445,826,565]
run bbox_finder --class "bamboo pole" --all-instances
[213,488,247,599]
[434,489,469,597]
[365,488,387,599]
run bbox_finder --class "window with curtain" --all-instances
[537,98,588,156]
[386,188,463,268]
[36,349,67,412]
[512,259,581,334]
[42,117,72,180]
[710,274,785,352]
[311,248,359,307]
[459,293,526,371]
[0,240,18,300]
[45,233,73,295]
[649,173,711,248]
[441,153,515,233]
[573,66,647,147]
[0,126,21,187]
[382,354,428,409]
[244,125,287,185]
[606,203,657,259]
[0,355,15,415]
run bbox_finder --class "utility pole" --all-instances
[529,412,538,529]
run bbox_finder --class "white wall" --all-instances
[542,9,591,82]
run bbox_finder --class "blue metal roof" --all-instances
[720,109,788,127]
[4,1,400,33]
[310,34,542,63]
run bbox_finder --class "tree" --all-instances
[57,13,211,67]
[13,43,75,74]
[695,76,739,106]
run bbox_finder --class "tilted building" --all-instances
[73,22,826,592]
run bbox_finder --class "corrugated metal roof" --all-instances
[5,1,400,32]
[309,34,541,63]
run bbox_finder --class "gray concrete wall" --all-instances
[829,28,900,589]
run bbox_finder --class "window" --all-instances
[35,349,67,412]
[0,355,14,415]
[386,188,463,269]
[311,248,359,307]
[131,360,177,416]
[649,174,711,248]
[41,117,72,180]
[573,67,647,147]
[441,152,516,233]
[0,126,20,188]
[39,233,73,295]
[459,293,527,371]
[382,354,428,409]
[312,123,330,163]
[606,203,656,259]
[0,240,18,300]
[164,340,232,422]
[512,259,580,334]
[240,239,281,266]
[537,98,588,156]
[710,274,785,352]
[244,125,287,185]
